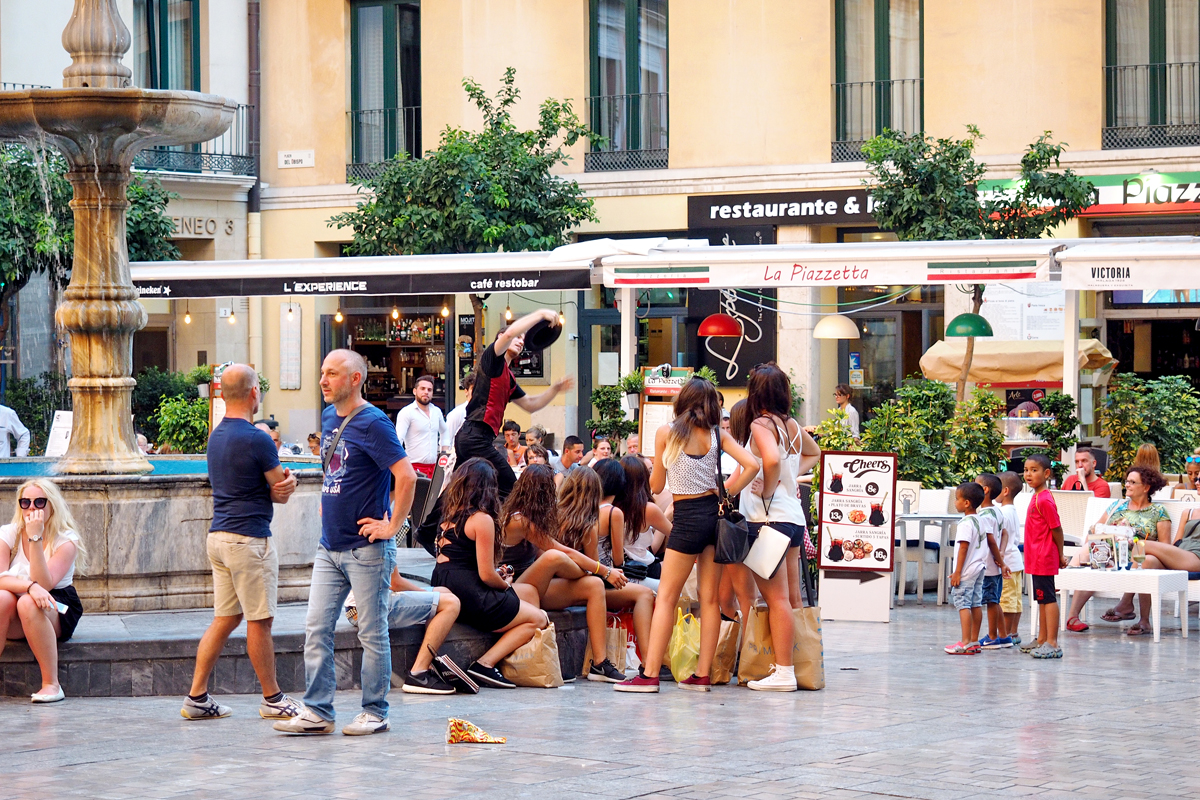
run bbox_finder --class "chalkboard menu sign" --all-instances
[511,347,544,379]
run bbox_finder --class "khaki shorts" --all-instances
[207,531,278,621]
[1000,571,1023,614]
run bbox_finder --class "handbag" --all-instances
[744,523,791,579]
[713,430,751,565]
[620,560,649,581]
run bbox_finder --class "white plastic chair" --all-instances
[1050,490,1094,546]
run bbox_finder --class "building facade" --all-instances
[6,1,1200,445]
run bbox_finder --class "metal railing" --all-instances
[832,78,923,162]
[346,106,421,182]
[585,92,668,171]
[1104,62,1200,149]
[134,103,256,175]
[0,82,50,91]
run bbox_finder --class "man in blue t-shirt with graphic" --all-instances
[275,349,416,737]
[182,363,299,722]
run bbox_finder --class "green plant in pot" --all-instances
[152,396,211,454]
[948,386,1006,483]
[1021,391,1079,479]
[618,372,644,408]
[586,385,639,443]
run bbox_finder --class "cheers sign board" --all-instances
[817,451,898,573]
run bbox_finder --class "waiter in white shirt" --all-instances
[0,404,30,458]
[395,374,446,478]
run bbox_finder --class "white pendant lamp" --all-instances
[812,313,860,340]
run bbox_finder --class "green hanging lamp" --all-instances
[944,312,994,338]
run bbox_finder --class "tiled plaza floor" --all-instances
[3,598,1199,800]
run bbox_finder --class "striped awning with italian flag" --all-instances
[587,239,1060,289]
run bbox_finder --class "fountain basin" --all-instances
[0,88,236,164]
[0,465,323,612]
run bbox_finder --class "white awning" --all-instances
[595,238,1061,288]
[1058,238,1200,291]
[131,251,595,299]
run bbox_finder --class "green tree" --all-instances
[808,408,861,543]
[329,68,599,349]
[0,144,180,365]
[152,396,210,454]
[585,385,638,442]
[1099,375,1147,479]
[948,386,1006,483]
[131,367,198,444]
[861,378,957,487]
[1100,375,1200,476]
[1023,391,1080,478]
[3,371,72,455]
[862,127,1095,401]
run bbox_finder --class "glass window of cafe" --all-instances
[321,294,455,415]
[836,228,945,419]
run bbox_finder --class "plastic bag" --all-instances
[667,608,700,681]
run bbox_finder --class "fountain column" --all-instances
[54,164,149,473]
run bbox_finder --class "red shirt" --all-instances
[1024,489,1062,576]
[1061,474,1111,497]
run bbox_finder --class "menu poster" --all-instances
[817,450,898,572]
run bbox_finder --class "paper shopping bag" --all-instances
[667,608,700,681]
[581,615,628,676]
[737,605,825,690]
[499,622,564,688]
[709,618,741,685]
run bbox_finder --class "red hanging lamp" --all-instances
[699,312,742,337]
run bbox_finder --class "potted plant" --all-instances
[586,385,639,444]
[618,371,644,408]
[186,365,213,398]
[694,365,719,385]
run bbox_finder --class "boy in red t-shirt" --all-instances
[1022,454,1067,659]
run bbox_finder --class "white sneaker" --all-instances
[180,694,231,719]
[342,711,389,736]
[259,693,302,719]
[748,664,798,692]
[272,708,335,734]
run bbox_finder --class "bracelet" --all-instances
[593,562,602,575]
[604,567,611,581]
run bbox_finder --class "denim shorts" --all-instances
[982,574,1003,606]
[952,572,986,611]
[388,591,440,629]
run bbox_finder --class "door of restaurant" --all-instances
[838,309,943,418]
[576,298,688,438]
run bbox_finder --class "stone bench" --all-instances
[0,603,589,697]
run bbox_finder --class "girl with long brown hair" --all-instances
[616,377,759,693]
[500,464,627,682]
[0,479,88,703]
[592,458,656,669]
[430,458,548,688]
[615,454,671,590]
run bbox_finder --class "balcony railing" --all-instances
[346,107,421,182]
[1104,62,1200,149]
[832,78,923,162]
[0,82,50,91]
[585,93,668,172]
[134,103,256,176]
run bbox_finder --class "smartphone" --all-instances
[55,601,68,615]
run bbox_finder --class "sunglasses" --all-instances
[1188,456,1200,464]
[19,497,48,510]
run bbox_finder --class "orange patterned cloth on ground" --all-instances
[446,718,506,744]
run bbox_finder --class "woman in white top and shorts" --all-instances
[616,377,758,693]
[0,479,87,703]
[728,365,822,691]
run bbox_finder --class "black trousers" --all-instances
[454,420,517,497]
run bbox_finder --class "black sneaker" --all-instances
[468,662,516,689]
[587,658,625,683]
[402,669,456,695]
[658,665,675,682]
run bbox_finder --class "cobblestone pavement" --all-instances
[4,600,1200,800]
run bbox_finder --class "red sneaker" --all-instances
[679,674,711,692]
[614,669,660,693]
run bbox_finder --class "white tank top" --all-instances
[740,418,806,525]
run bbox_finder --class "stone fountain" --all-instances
[0,0,322,614]
[0,0,235,474]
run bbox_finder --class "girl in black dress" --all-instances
[431,458,548,688]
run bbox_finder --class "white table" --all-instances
[1036,568,1190,642]
[895,513,962,606]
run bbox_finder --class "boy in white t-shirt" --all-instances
[946,482,988,655]
[997,471,1025,643]
[976,473,1011,649]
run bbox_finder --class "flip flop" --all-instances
[1066,617,1089,632]
[1125,623,1151,636]
[1101,609,1136,622]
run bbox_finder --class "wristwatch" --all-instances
[26,534,42,542]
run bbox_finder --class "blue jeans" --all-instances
[302,540,396,721]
